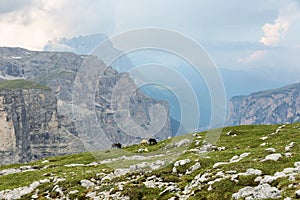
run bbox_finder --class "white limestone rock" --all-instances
[296,190,300,198]
[174,159,191,167]
[185,162,201,175]
[80,180,95,189]
[261,153,282,162]
[265,148,276,153]
[176,139,190,147]
[232,184,281,199]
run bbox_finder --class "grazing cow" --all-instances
[111,143,122,149]
[148,138,157,145]
[140,139,148,145]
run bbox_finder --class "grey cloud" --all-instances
[0,0,32,14]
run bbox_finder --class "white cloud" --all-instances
[238,50,266,63]
[0,0,114,50]
[238,0,300,65]
[260,0,300,46]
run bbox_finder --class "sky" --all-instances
[0,0,300,81]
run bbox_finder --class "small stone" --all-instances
[245,168,262,176]
[265,148,276,153]
[80,180,95,189]
[207,185,213,191]
[185,162,201,175]
[260,142,267,146]
[260,136,269,140]
[254,176,262,182]
[226,130,232,136]
[172,167,177,173]
[213,162,228,169]
[39,179,50,184]
[176,139,190,147]
[69,190,79,194]
[218,146,226,151]
[285,153,292,157]
[230,155,239,162]
[159,186,178,196]
[174,159,191,167]
[20,166,32,170]
[261,153,282,162]
[296,190,300,198]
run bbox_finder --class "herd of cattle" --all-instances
[111,138,157,149]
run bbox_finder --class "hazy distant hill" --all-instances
[43,33,134,72]
[226,82,300,126]
[43,34,290,131]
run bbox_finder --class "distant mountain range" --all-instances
[226,82,300,126]
[43,34,291,131]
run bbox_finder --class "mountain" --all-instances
[226,83,300,126]
[43,33,134,72]
[0,123,299,199]
[0,80,85,165]
[44,34,109,55]
[44,35,291,132]
[0,47,172,164]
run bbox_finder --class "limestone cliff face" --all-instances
[0,47,172,164]
[0,89,84,165]
[226,83,300,126]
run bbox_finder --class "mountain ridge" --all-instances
[0,47,172,164]
[226,82,300,126]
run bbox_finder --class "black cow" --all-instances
[148,138,157,145]
[111,143,122,149]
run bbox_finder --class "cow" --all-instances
[140,139,148,145]
[111,143,122,149]
[148,138,157,145]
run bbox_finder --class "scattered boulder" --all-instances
[226,130,237,137]
[159,186,178,196]
[261,153,282,162]
[138,148,148,153]
[260,136,269,141]
[176,139,190,147]
[174,159,191,167]
[218,146,226,151]
[285,142,295,152]
[186,162,201,175]
[80,180,95,189]
[260,142,267,147]
[232,184,281,199]
[265,148,276,153]
[295,190,300,198]
[69,190,79,194]
[172,167,177,173]
[245,168,262,176]
[0,181,40,200]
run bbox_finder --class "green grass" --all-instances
[0,123,299,199]
[0,79,51,90]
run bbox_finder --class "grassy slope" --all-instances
[0,123,299,199]
[0,79,51,90]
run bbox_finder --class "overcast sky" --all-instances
[0,0,300,78]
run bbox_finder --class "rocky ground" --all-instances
[0,123,299,199]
